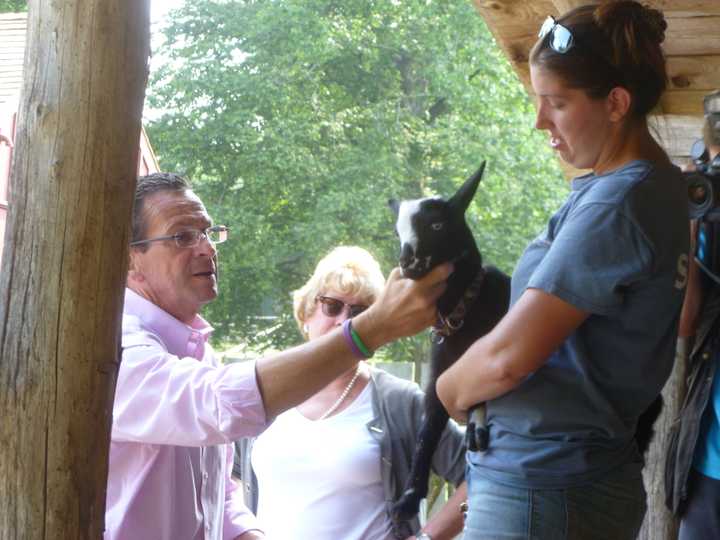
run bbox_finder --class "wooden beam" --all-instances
[651,114,705,157]
[551,0,599,13]
[649,0,720,16]
[0,0,150,538]
[664,16,720,56]
[660,89,708,114]
[667,55,720,90]
[473,0,552,27]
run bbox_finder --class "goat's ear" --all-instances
[388,198,400,215]
[449,160,486,213]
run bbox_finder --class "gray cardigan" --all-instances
[234,367,467,538]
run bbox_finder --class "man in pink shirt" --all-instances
[105,173,449,540]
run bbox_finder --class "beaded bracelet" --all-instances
[342,319,373,359]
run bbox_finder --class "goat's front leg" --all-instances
[466,403,488,452]
[392,383,450,522]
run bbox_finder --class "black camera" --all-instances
[687,90,720,220]
[687,143,720,284]
[686,139,720,220]
[687,91,720,283]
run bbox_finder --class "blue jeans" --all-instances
[463,463,647,540]
[679,469,720,540]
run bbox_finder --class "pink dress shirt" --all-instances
[105,289,268,540]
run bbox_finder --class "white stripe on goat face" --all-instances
[397,199,424,251]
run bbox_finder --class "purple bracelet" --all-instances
[342,319,366,359]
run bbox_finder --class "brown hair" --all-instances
[530,1,668,117]
[132,172,191,251]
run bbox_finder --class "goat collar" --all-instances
[432,267,486,341]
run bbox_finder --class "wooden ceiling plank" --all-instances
[667,55,720,90]
[648,0,720,16]
[664,16,720,55]
[660,90,708,114]
[652,114,705,157]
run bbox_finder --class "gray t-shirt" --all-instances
[470,160,689,489]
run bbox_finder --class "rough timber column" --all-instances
[0,0,150,538]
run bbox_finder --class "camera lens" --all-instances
[687,173,715,219]
[690,184,708,205]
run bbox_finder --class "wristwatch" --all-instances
[417,532,433,540]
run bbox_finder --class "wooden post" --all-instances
[0,0,149,538]
[637,341,688,540]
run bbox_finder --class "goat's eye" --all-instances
[431,222,444,231]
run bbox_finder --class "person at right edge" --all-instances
[436,2,690,539]
[665,90,720,540]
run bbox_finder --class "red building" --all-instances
[0,12,159,262]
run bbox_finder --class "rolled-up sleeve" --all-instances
[113,334,267,446]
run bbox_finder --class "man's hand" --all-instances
[355,263,452,350]
[0,133,12,147]
[233,530,265,540]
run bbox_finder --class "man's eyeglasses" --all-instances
[130,225,229,249]
[316,295,368,319]
[538,15,575,54]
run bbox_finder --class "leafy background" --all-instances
[2,0,569,363]
[146,0,568,361]
[0,0,25,12]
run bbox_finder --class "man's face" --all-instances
[129,189,218,323]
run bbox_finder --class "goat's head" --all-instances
[389,161,485,279]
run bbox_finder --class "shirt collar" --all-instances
[124,288,214,358]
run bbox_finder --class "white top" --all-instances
[251,383,394,539]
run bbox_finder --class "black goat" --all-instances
[388,161,662,522]
[389,161,510,520]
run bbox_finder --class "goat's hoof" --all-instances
[392,489,422,522]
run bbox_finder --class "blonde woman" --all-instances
[235,246,467,540]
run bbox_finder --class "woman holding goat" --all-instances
[437,2,689,539]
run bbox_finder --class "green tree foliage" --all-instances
[0,0,26,12]
[147,0,568,356]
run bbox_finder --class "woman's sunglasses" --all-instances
[316,295,368,319]
[538,15,574,54]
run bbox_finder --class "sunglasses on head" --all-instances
[316,295,368,319]
[538,15,575,54]
[537,15,622,83]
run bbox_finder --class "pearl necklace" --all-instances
[318,365,361,420]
